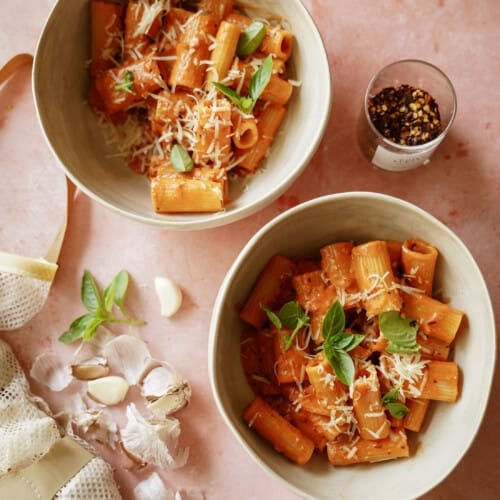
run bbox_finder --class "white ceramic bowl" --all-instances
[209,192,496,500]
[32,0,331,230]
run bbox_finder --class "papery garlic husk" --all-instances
[102,334,152,385]
[176,489,205,500]
[141,362,191,417]
[134,472,176,500]
[87,375,129,406]
[30,352,73,391]
[120,403,188,470]
[71,325,115,365]
[71,356,109,380]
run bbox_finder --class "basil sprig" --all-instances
[321,301,365,386]
[378,311,420,354]
[59,270,144,343]
[213,54,273,114]
[261,301,310,350]
[236,21,267,57]
[171,143,194,172]
[115,71,134,93]
[382,387,410,419]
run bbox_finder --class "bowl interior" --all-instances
[33,0,331,229]
[209,192,496,500]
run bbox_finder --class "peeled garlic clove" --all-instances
[120,403,188,470]
[71,357,109,380]
[155,277,182,317]
[87,375,129,406]
[141,363,191,416]
[102,334,152,385]
[30,352,72,391]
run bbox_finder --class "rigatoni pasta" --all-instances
[87,0,297,213]
[239,237,464,467]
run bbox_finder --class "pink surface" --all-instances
[1,0,499,499]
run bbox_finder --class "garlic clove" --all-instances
[155,277,183,317]
[87,375,129,406]
[30,352,72,391]
[71,325,115,365]
[141,362,191,416]
[120,403,188,469]
[71,357,109,380]
[102,334,152,385]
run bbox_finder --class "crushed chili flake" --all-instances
[368,85,442,146]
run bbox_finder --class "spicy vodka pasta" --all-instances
[239,238,463,466]
[87,0,296,213]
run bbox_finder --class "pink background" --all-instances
[1,0,499,498]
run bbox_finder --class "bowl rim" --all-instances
[31,0,333,231]
[208,190,497,499]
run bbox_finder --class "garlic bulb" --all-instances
[155,277,183,317]
[120,403,188,469]
[30,352,72,391]
[141,362,191,417]
[87,375,129,406]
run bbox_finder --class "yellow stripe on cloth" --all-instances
[0,436,93,500]
[0,251,58,282]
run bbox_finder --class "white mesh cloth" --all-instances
[0,339,122,499]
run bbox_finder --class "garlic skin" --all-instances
[155,277,183,317]
[102,334,152,385]
[30,352,72,391]
[134,472,175,500]
[141,363,192,417]
[87,375,129,406]
[120,403,188,469]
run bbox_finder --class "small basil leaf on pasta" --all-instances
[379,311,420,354]
[322,300,345,341]
[325,348,355,387]
[171,144,194,172]
[260,304,282,331]
[237,21,267,57]
[382,388,410,419]
[115,70,134,93]
[249,55,273,102]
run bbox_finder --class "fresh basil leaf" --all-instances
[325,348,355,386]
[112,270,129,312]
[322,300,345,341]
[81,270,102,312]
[385,402,410,419]
[212,82,245,108]
[171,144,194,172]
[115,71,134,93]
[58,313,95,343]
[278,301,309,329]
[103,279,116,313]
[248,55,273,102]
[382,386,401,405]
[379,311,420,354]
[343,333,365,352]
[239,96,255,114]
[82,316,105,341]
[260,304,282,331]
[237,21,267,57]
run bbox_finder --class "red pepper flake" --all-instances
[368,84,442,146]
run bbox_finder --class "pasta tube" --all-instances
[169,13,219,90]
[239,255,296,329]
[243,397,315,465]
[402,292,464,344]
[352,240,403,318]
[403,398,430,432]
[205,20,241,86]
[327,431,410,466]
[420,361,459,403]
[402,238,439,296]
